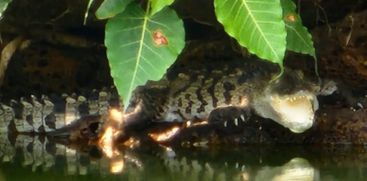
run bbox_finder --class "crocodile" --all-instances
[0,58,335,144]
[115,57,335,143]
[2,52,339,144]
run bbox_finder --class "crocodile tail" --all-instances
[0,89,120,134]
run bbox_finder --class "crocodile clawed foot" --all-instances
[207,106,250,132]
[222,114,248,128]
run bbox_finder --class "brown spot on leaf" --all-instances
[152,29,168,46]
[285,13,297,23]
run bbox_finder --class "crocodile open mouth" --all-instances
[270,91,318,133]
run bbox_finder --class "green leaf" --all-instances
[281,0,315,57]
[105,3,185,107]
[0,0,11,19]
[150,0,174,16]
[96,0,134,19]
[214,0,286,65]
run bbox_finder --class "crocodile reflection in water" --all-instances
[161,156,318,181]
[0,133,97,175]
[0,133,143,175]
[2,132,366,181]
[0,133,319,180]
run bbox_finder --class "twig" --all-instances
[0,36,26,86]
[345,15,354,46]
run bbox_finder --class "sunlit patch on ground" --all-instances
[185,120,208,128]
[149,126,181,142]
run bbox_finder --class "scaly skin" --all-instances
[120,58,334,139]
[0,90,120,141]
[0,59,334,143]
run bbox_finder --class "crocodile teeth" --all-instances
[224,121,228,127]
[234,118,239,126]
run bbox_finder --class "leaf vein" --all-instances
[113,25,143,34]
[286,24,312,49]
[118,40,139,49]
[143,42,164,60]
[240,0,281,60]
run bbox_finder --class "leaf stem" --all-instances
[125,3,150,109]
[270,64,284,83]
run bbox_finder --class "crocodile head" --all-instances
[265,89,318,133]
[252,70,335,133]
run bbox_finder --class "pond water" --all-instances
[0,134,366,181]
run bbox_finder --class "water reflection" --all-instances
[0,134,367,180]
[254,157,318,181]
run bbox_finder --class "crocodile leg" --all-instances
[207,106,251,130]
